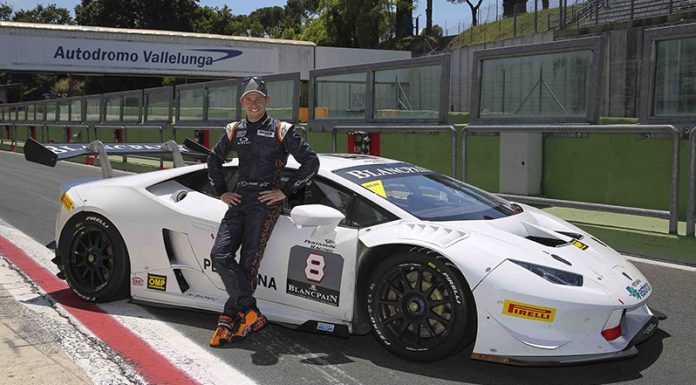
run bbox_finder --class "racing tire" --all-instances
[58,213,130,302]
[366,248,476,362]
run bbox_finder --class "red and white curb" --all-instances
[0,224,257,385]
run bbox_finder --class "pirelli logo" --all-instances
[502,300,556,322]
[60,192,74,212]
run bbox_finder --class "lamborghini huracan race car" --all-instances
[25,138,660,365]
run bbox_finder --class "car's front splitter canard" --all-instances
[469,259,660,366]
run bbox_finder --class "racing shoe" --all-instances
[233,308,268,338]
[209,313,243,347]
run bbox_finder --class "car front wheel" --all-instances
[366,248,476,361]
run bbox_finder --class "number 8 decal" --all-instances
[305,253,325,282]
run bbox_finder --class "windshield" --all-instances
[334,162,519,221]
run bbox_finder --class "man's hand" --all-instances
[258,189,286,205]
[220,192,241,206]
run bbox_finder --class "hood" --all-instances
[428,204,649,304]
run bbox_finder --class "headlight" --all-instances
[509,259,583,287]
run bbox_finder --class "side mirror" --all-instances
[290,204,345,228]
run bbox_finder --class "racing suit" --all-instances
[207,114,319,316]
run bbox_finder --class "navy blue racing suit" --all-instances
[207,114,319,315]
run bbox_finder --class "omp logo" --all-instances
[147,274,167,291]
[502,300,556,322]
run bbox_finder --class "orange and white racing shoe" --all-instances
[209,313,243,347]
[233,308,268,338]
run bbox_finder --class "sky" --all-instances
[2,0,503,36]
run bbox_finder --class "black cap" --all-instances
[241,76,268,97]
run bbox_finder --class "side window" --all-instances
[305,180,352,214]
[349,196,396,228]
[175,166,237,196]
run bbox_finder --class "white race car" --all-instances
[25,138,660,364]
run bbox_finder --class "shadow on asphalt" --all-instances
[137,303,668,385]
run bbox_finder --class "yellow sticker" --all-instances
[147,274,167,291]
[570,240,588,250]
[502,300,556,322]
[361,180,387,198]
[60,192,74,212]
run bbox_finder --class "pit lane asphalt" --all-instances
[1,150,693,385]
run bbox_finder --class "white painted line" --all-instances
[624,255,696,272]
[0,223,257,385]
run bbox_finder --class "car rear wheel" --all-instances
[366,248,476,361]
[58,214,130,302]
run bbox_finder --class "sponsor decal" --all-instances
[147,274,167,291]
[287,246,343,307]
[52,46,242,68]
[334,162,431,184]
[303,238,336,253]
[186,293,218,301]
[361,180,387,198]
[570,240,588,250]
[60,192,74,212]
[131,277,144,287]
[257,130,275,138]
[237,137,250,145]
[317,322,335,333]
[626,282,651,299]
[502,300,556,322]
[86,216,109,229]
[45,143,193,155]
[236,130,247,138]
[202,259,277,290]
[642,322,657,335]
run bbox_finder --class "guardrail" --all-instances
[688,127,696,237]
[463,124,681,234]
[332,125,457,177]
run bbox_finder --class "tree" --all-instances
[300,0,392,48]
[425,0,432,35]
[75,0,197,31]
[446,0,483,27]
[249,6,286,38]
[12,4,74,24]
[395,0,414,38]
[0,2,12,21]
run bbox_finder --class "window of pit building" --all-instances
[58,100,69,122]
[145,87,173,123]
[104,96,121,122]
[46,101,57,121]
[314,72,368,120]
[177,87,205,122]
[264,79,294,122]
[471,38,601,124]
[207,84,237,122]
[373,64,441,120]
[85,97,101,122]
[478,50,592,119]
[653,37,696,117]
[122,94,142,123]
[70,99,83,122]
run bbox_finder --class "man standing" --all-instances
[207,76,319,346]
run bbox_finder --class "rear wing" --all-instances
[24,138,208,178]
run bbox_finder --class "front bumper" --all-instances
[471,314,660,366]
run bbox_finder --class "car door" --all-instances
[258,177,360,322]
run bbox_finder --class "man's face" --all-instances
[240,92,269,122]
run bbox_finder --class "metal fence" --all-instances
[332,125,457,177]
[463,124,682,234]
